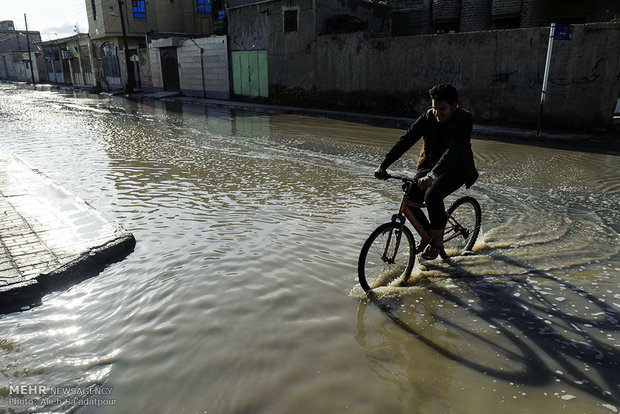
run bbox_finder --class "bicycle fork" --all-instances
[383,214,405,264]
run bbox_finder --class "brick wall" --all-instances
[491,0,522,18]
[432,0,461,22]
[520,0,544,27]
[459,0,492,32]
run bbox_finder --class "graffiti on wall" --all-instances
[411,57,470,88]
[489,58,607,92]
[488,65,541,92]
[552,58,605,86]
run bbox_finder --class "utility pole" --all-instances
[117,0,134,93]
[24,13,36,85]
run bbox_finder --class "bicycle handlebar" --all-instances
[386,173,417,183]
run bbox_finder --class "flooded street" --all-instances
[0,83,618,413]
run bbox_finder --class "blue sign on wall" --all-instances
[554,24,574,40]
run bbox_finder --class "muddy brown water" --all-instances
[0,84,618,413]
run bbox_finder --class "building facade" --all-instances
[0,22,42,83]
[227,0,389,99]
[39,34,97,87]
[85,0,224,90]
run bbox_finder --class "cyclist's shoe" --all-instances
[421,244,443,260]
[415,241,428,254]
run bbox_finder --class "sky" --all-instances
[2,0,90,41]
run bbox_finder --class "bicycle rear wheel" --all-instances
[443,196,481,254]
[358,222,416,292]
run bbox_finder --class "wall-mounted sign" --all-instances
[554,24,574,40]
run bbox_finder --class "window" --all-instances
[283,9,298,32]
[133,0,146,18]
[197,0,212,14]
[91,0,97,20]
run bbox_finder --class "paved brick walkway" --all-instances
[0,148,135,305]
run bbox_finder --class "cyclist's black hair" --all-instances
[429,84,458,105]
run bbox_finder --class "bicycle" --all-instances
[358,173,482,292]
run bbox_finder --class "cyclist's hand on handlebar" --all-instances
[418,175,433,189]
[374,167,388,180]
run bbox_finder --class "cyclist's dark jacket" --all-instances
[379,107,478,188]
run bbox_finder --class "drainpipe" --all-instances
[190,39,206,98]
[200,47,205,98]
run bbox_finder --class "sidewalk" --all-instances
[131,91,620,156]
[0,149,135,308]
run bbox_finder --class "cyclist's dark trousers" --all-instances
[410,169,466,230]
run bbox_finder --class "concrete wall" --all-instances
[0,52,36,82]
[228,0,318,94]
[233,19,619,130]
[178,36,230,99]
[0,53,14,80]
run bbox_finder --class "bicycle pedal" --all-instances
[415,242,428,254]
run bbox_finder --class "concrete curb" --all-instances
[0,149,136,308]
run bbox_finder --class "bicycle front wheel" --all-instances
[443,196,481,254]
[358,222,416,292]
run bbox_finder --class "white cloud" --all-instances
[2,0,88,40]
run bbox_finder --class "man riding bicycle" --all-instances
[375,84,478,260]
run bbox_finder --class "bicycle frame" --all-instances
[383,173,475,261]
[391,177,431,245]
[390,176,472,248]
[400,199,432,244]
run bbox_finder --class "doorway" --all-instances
[160,47,180,91]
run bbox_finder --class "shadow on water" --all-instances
[358,253,620,405]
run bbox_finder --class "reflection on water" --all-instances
[0,83,618,413]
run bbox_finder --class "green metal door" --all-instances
[232,51,268,98]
